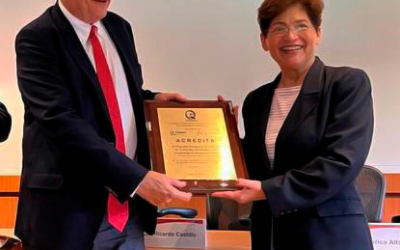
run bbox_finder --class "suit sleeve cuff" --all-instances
[261,176,298,217]
[130,179,143,198]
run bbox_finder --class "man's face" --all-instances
[62,0,112,24]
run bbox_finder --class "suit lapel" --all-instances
[51,4,112,123]
[275,57,324,157]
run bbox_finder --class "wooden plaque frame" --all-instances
[144,100,248,194]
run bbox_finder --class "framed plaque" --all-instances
[144,101,248,193]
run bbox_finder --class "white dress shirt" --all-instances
[59,2,138,160]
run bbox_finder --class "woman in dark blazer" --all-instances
[213,0,374,249]
[0,101,11,142]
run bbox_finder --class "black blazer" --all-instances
[0,102,11,142]
[242,58,374,250]
[15,4,157,250]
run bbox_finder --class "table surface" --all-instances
[0,229,251,250]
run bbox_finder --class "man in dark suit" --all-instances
[0,102,11,142]
[15,0,191,249]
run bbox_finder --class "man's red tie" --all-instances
[89,25,129,233]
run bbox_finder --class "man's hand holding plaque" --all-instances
[137,171,192,206]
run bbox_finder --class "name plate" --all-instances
[370,223,400,250]
[145,218,207,249]
[144,101,248,193]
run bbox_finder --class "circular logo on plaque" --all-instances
[185,110,196,120]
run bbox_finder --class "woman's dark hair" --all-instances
[258,0,324,35]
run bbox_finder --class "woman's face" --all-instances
[261,4,322,72]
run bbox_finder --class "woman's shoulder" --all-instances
[324,65,370,84]
[245,80,277,101]
[242,80,277,117]
[323,64,372,97]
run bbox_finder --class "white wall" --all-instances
[0,0,399,174]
